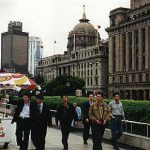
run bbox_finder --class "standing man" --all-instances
[56,95,78,150]
[109,92,126,150]
[31,91,51,150]
[81,92,94,144]
[89,91,109,150]
[12,92,37,150]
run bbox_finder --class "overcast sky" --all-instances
[0,0,130,57]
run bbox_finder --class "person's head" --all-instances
[22,93,31,104]
[35,90,44,104]
[73,103,77,108]
[113,92,120,102]
[88,92,94,102]
[61,95,68,105]
[95,91,104,103]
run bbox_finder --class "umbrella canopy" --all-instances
[0,73,37,90]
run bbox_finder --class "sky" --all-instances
[0,0,130,57]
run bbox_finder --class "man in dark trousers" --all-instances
[109,92,126,150]
[31,91,52,150]
[89,91,110,150]
[12,92,37,150]
[81,92,94,144]
[56,95,78,150]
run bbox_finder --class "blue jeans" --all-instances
[110,116,123,148]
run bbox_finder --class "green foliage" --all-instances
[34,74,44,85]
[44,75,85,96]
[42,97,150,123]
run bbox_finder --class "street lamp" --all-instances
[66,82,70,96]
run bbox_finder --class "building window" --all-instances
[139,74,142,82]
[120,76,123,83]
[132,74,135,83]
[95,68,98,75]
[126,75,129,83]
[146,74,149,82]
[112,76,115,84]
[91,78,92,85]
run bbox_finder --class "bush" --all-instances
[42,96,150,123]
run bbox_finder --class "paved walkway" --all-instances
[0,124,127,150]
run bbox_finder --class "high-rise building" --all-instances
[28,37,43,76]
[1,21,29,74]
[106,0,150,100]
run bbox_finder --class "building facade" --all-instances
[106,0,150,100]
[1,21,29,74]
[28,37,43,76]
[37,10,108,95]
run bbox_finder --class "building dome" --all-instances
[67,6,100,51]
[73,12,96,34]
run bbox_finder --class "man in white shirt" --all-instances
[109,92,126,150]
[12,92,37,150]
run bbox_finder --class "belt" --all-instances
[19,117,30,120]
[113,115,122,117]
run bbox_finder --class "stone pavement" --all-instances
[0,123,128,150]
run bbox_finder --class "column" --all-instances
[138,28,142,70]
[126,32,129,71]
[145,27,149,69]
[115,34,120,72]
[120,34,123,71]
[109,36,113,73]
[132,31,135,70]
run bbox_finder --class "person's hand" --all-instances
[123,119,128,124]
[86,118,89,123]
[103,120,107,125]
[96,120,101,124]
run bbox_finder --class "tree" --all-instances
[44,75,85,96]
[34,74,45,85]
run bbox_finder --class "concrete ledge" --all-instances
[104,129,150,150]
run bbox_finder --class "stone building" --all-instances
[37,8,108,95]
[106,0,150,100]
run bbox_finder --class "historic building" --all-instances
[106,0,150,100]
[1,21,29,74]
[37,8,108,95]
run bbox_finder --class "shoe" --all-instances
[84,141,88,145]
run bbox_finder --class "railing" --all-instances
[123,120,150,138]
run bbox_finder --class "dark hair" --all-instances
[95,91,104,97]
[22,93,31,98]
[35,94,43,100]
[87,91,94,97]
[113,92,120,97]
[61,95,68,99]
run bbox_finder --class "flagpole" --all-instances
[97,25,101,45]
[54,41,56,55]
[73,33,76,51]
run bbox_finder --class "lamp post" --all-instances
[66,82,70,96]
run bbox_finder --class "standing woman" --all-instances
[56,95,78,150]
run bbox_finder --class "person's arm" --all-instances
[108,102,115,119]
[89,105,98,123]
[121,104,125,120]
[55,106,60,126]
